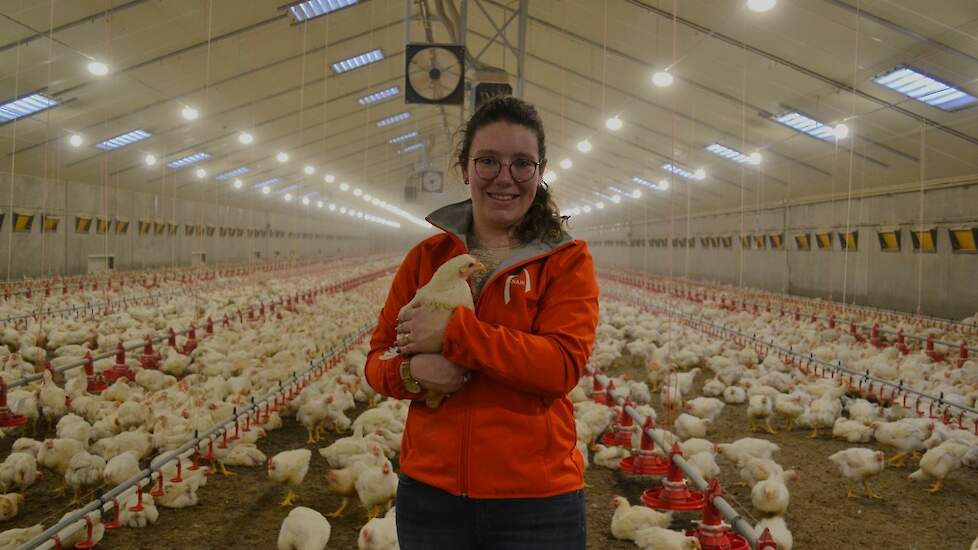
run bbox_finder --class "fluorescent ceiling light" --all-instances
[181,106,199,121]
[278,184,299,194]
[0,92,59,123]
[358,86,400,105]
[662,163,705,180]
[632,176,667,190]
[286,0,359,23]
[332,49,384,74]
[706,143,752,164]
[252,177,281,190]
[873,66,977,111]
[399,143,424,154]
[609,185,638,198]
[773,111,836,141]
[94,129,152,151]
[576,139,592,153]
[376,112,411,127]
[215,166,249,180]
[167,152,211,169]
[389,131,418,144]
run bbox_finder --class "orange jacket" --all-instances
[365,200,599,498]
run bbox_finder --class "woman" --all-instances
[364,96,599,549]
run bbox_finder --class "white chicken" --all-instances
[722,385,747,404]
[358,507,398,550]
[65,451,106,505]
[774,393,806,431]
[103,451,141,486]
[118,491,159,528]
[831,418,876,443]
[674,413,711,440]
[751,477,789,516]
[875,419,934,467]
[268,448,312,507]
[0,494,25,522]
[908,440,971,493]
[633,526,702,550]
[755,516,793,550]
[685,451,720,482]
[592,444,630,470]
[0,524,43,549]
[355,459,398,519]
[610,495,672,541]
[716,438,780,467]
[0,453,37,494]
[747,395,776,434]
[828,448,885,499]
[277,506,332,550]
[683,397,725,422]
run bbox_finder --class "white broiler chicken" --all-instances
[355,459,398,519]
[831,418,876,443]
[65,451,106,505]
[56,512,104,548]
[223,443,267,467]
[118,492,159,528]
[722,385,747,404]
[0,524,43,548]
[103,451,141,486]
[738,457,799,488]
[610,495,672,541]
[751,477,790,516]
[39,370,68,428]
[359,507,398,550]
[277,506,332,550]
[685,451,720,482]
[0,494,25,522]
[633,526,701,550]
[325,445,388,518]
[747,395,776,434]
[592,444,630,470]
[908,440,971,493]
[774,393,807,431]
[38,438,85,478]
[805,394,843,438]
[0,453,37,494]
[684,397,725,422]
[674,413,711,440]
[267,448,312,507]
[716,438,780,467]
[755,516,793,550]
[828,448,885,499]
[874,419,934,467]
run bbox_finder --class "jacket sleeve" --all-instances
[364,246,425,400]
[440,243,599,400]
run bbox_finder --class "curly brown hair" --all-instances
[455,96,567,244]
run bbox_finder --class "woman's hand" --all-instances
[408,354,470,394]
[396,303,453,355]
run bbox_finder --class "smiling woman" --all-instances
[364,96,599,550]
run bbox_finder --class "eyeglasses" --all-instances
[471,156,541,183]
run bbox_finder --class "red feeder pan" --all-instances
[102,342,135,382]
[619,417,670,476]
[591,377,612,406]
[73,516,98,549]
[686,480,750,550]
[83,352,107,394]
[140,337,160,369]
[640,443,705,511]
[0,379,28,428]
[756,528,778,549]
[183,326,198,355]
[601,404,635,447]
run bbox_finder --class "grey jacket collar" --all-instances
[426,199,575,276]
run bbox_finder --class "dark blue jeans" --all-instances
[396,474,587,550]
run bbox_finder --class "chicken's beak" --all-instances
[473,261,487,274]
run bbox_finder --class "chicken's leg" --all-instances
[326,497,348,518]
[280,489,298,507]
[367,504,382,520]
[217,462,236,477]
[863,481,882,500]
[53,481,67,496]
[783,418,795,431]
[764,419,777,435]
[928,479,944,493]
[306,428,317,445]
[887,453,907,468]
[845,481,856,498]
[69,487,81,507]
[807,427,819,439]
[749,419,758,433]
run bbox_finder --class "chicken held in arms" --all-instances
[384,254,485,408]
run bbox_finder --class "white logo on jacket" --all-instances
[503,268,532,305]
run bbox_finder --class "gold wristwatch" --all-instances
[399,358,423,394]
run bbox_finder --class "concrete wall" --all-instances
[580,183,978,320]
[0,173,413,279]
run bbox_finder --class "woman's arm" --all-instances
[440,244,599,400]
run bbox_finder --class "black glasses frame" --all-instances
[470,156,543,183]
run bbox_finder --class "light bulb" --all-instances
[357,212,364,219]
[232,179,243,189]
[694,168,707,180]
[87,61,109,76]
[353,188,363,197]
[605,116,623,131]
[748,152,763,165]
[632,189,642,198]
[544,170,557,182]
[340,207,347,214]
[276,152,289,163]
[316,200,323,208]
[611,195,622,204]
[69,134,83,148]
[652,71,674,87]
[195,168,207,179]
[596,202,605,209]
[348,210,355,217]
[284,193,293,202]
[324,174,336,183]
[833,123,850,140]
[303,165,315,175]
[559,158,573,170]
[576,139,592,153]
[746,0,776,12]
[339,182,350,191]
[583,206,592,213]
[301,197,310,206]
[238,132,254,145]
[659,179,670,191]
[144,154,157,166]
[181,106,199,120]
[328,204,336,211]
[262,186,271,195]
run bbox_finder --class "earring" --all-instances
[464,180,470,185]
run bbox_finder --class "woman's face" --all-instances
[463,121,544,235]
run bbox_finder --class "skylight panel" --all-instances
[376,112,411,127]
[215,166,250,181]
[277,184,299,194]
[632,176,663,190]
[388,131,418,144]
[662,163,704,180]
[358,86,400,105]
[94,129,152,151]
[252,178,280,190]
[0,92,59,123]
[166,152,210,169]
[399,143,424,154]
[286,0,359,23]
[873,66,977,111]
[773,111,836,141]
[706,143,750,164]
[332,49,384,74]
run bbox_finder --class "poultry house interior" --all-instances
[0,1,977,549]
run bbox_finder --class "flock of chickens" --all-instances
[0,257,975,549]
[568,278,978,549]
